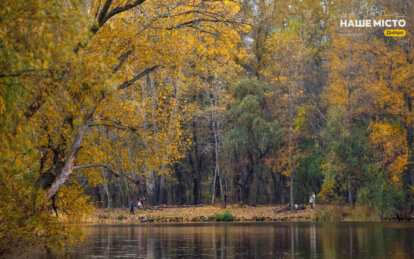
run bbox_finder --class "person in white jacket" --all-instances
[309,193,316,209]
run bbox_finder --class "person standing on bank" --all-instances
[130,200,135,214]
[140,196,145,208]
[309,193,316,209]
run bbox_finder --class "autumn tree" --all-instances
[0,0,245,253]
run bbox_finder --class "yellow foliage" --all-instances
[0,0,245,253]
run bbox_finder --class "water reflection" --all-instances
[52,222,413,258]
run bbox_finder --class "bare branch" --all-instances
[118,65,160,90]
[92,0,147,34]
[97,0,113,27]
[74,163,138,185]
[112,47,134,73]
[90,122,139,132]
[0,69,47,78]
[104,0,146,25]
[166,18,246,31]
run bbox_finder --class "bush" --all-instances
[317,180,343,204]
[311,205,344,221]
[357,172,406,220]
[214,211,233,221]
[117,214,124,220]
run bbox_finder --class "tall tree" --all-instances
[225,79,282,204]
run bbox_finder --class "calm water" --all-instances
[52,222,413,258]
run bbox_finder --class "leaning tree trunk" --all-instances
[44,113,93,201]
[39,0,157,203]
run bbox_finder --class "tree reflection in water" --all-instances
[53,222,414,258]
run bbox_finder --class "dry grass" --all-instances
[345,205,381,221]
[65,204,384,224]
[310,205,347,221]
[82,204,320,224]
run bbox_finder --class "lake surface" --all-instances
[52,222,413,258]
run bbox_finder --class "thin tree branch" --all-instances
[74,163,138,185]
[92,0,147,34]
[104,0,146,25]
[97,0,113,27]
[166,18,244,30]
[118,65,160,90]
[113,48,134,73]
[90,122,139,132]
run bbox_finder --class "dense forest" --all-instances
[0,0,413,253]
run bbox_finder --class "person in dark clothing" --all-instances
[130,201,135,214]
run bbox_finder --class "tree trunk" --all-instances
[211,123,220,204]
[124,178,131,205]
[289,135,294,209]
[212,172,217,204]
[348,173,353,208]
[44,113,93,201]
[94,186,102,208]
[288,76,295,210]
[242,170,254,204]
[270,171,282,204]
[159,166,167,204]
[174,163,186,204]
[115,177,124,208]
[210,89,224,205]
[153,172,161,205]
[193,175,201,204]
[290,166,294,209]
[264,183,271,204]
[190,123,202,205]
[102,169,112,209]
[280,176,285,204]
[241,184,251,204]
[406,125,414,186]
[288,125,294,208]
[255,174,262,204]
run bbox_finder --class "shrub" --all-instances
[311,205,344,221]
[317,180,342,204]
[357,171,406,220]
[117,214,124,220]
[214,211,233,221]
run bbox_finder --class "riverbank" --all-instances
[80,204,387,224]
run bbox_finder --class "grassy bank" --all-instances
[80,204,384,224]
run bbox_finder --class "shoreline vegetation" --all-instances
[78,205,412,224]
